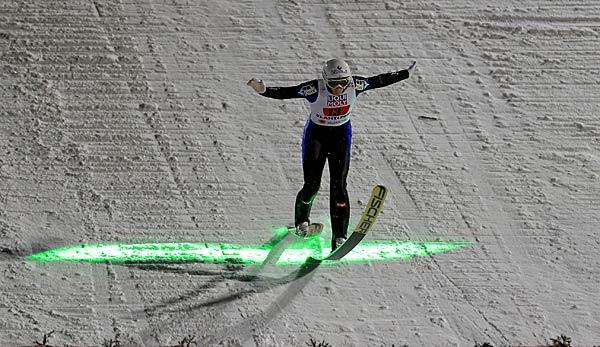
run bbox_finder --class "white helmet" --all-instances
[322,58,352,90]
[322,58,351,80]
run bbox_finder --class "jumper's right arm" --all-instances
[247,79,318,100]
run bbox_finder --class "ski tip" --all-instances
[373,185,388,199]
[374,184,388,191]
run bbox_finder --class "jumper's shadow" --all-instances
[133,230,324,345]
[125,230,301,315]
[199,257,323,345]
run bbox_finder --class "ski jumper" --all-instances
[260,69,410,240]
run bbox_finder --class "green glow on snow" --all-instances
[26,227,473,265]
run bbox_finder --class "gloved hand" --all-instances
[406,60,416,72]
[247,78,266,93]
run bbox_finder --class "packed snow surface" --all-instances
[1,0,599,346]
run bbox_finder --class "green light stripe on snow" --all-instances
[26,238,472,265]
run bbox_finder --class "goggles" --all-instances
[326,77,352,90]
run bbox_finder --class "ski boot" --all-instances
[332,236,347,251]
[294,222,324,238]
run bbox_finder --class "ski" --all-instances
[260,185,389,285]
[244,222,323,281]
[246,185,388,286]
[311,184,388,261]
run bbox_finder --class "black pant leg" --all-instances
[294,125,327,226]
[328,124,352,239]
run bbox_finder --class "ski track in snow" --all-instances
[1,0,599,346]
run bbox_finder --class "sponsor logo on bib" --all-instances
[327,94,348,107]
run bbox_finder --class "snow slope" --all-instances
[1,0,599,346]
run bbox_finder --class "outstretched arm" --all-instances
[355,61,416,95]
[247,78,318,100]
